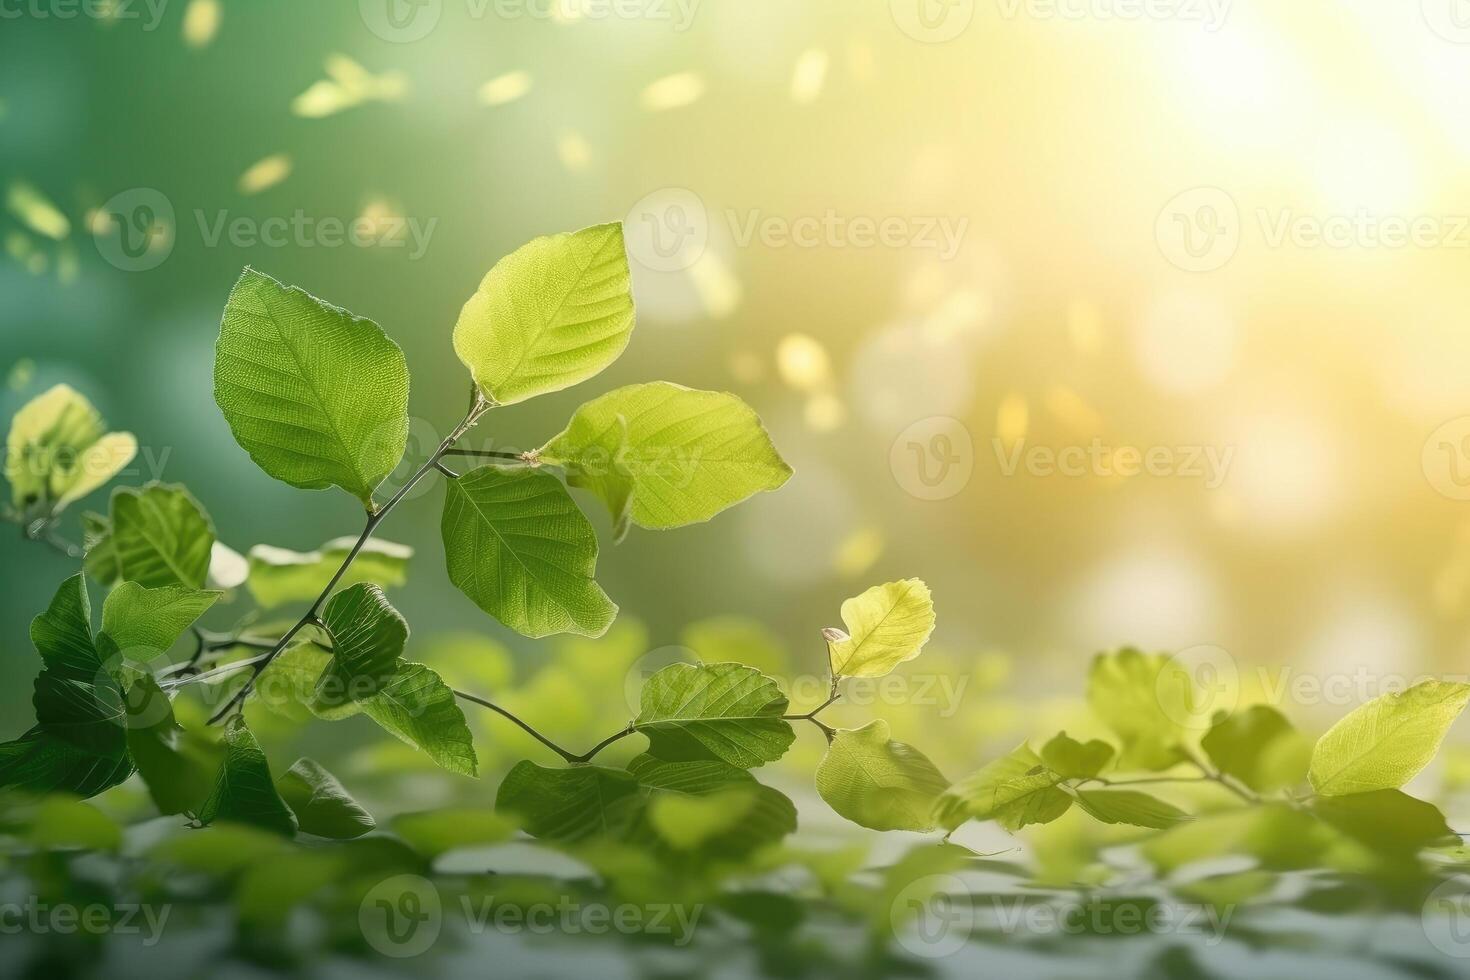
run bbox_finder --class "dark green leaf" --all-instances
[198,717,297,836]
[274,758,375,839]
[315,583,407,706]
[495,760,641,842]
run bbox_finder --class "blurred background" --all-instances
[4,0,1470,835]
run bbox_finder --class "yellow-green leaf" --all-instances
[5,384,136,511]
[827,579,935,679]
[816,720,948,832]
[1308,680,1470,796]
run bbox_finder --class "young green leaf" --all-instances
[1200,706,1309,793]
[635,662,794,769]
[246,537,411,608]
[315,583,407,706]
[89,484,215,589]
[815,720,949,832]
[1074,789,1188,829]
[453,223,635,405]
[1087,649,1192,771]
[99,582,222,659]
[1308,680,1470,796]
[495,760,641,842]
[198,717,297,836]
[933,745,1070,832]
[538,382,792,538]
[442,465,617,639]
[358,663,478,777]
[5,384,136,512]
[827,579,936,679]
[214,267,410,505]
[274,758,375,839]
[1040,732,1115,780]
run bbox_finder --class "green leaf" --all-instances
[0,727,134,798]
[198,717,297,836]
[392,808,518,857]
[634,663,794,769]
[627,754,796,856]
[1310,789,1454,857]
[453,223,635,406]
[1087,649,1192,771]
[274,758,375,839]
[214,267,410,505]
[125,676,220,816]
[5,383,136,511]
[538,382,792,538]
[245,536,411,608]
[1074,789,1188,829]
[31,574,101,681]
[815,720,949,832]
[81,511,120,584]
[32,671,127,755]
[99,582,221,659]
[1,796,122,852]
[91,484,215,589]
[315,583,407,707]
[495,760,641,842]
[1040,732,1115,780]
[934,744,1070,832]
[1200,706,1310,793]
[1308,680,1470,796]
[442,465,616,639]
[827,579,936,679]
[359,663,478,777]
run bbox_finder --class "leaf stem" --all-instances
[204,391,492,724]
[441,448,530,463]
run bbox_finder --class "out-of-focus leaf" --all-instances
[1087,649,1192,771]
[0,795,120,851]
[635,663,793,769]
[539,382,791,538]
[1311,789,1455,857]
[4,383,136,511]
[495,760,640,842]
[934,744,1069,832]
[1040,731,1115,780]
[816,720,948,832]
[826,579,935,679]
[275,758,375,839]
[1073,789,1188,829]
[125,676,219,816]
[453,223,634,406]
[0,727,133,798]
[1201,705,1309,793]
[392,808,519,857]
[628,754,796,856]
[245,536,411,608]
[1308,681,1470,796]
[214,268,410,505]
[442,465,616,638]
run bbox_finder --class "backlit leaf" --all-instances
[442,465,616,639]
[4,383,136,511]
[90,484,215,589]
[245,536,411,608]
[453,224,634,405]
[1308,680,1470,796]
[827,579,935,679]
[99,582,221,660]
[538,382,792,538]
[934,744,1070,832]
[635,663,793,769]
[214,268,410,505]
[816,720,948,832]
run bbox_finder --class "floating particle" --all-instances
[295,56,408,118]
[293,81,357,118]
[7,183,70,240]
[238,154,292,195]
[805,392,846,433]
[996,392,1028,445]
[641,72,705,112]
[689,251,741,318]
[791,49,828,104]
[56,244,78,284]
[834,526,885,578]
[7,358,35,391]
[557,130,591,173]
[182,0,221,48]
[776,334,832,393]
[356,198,405,246]
[479,71,532,107]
